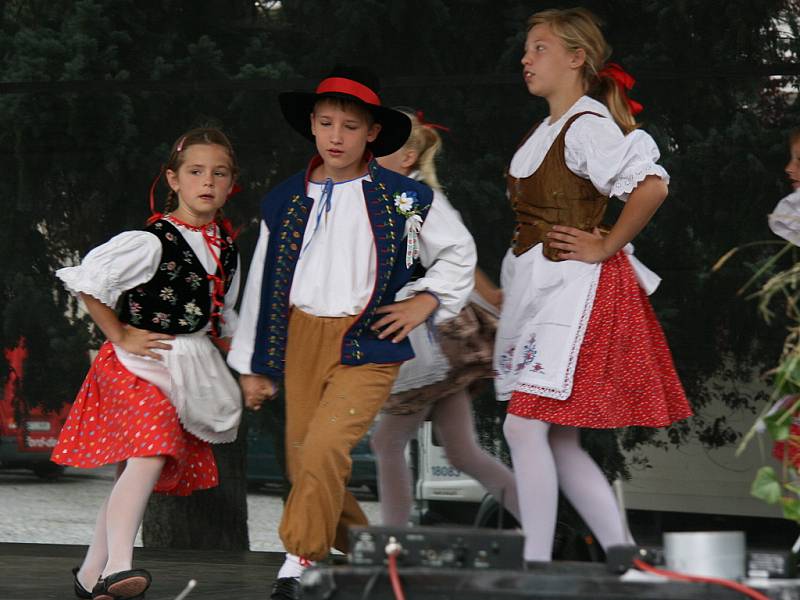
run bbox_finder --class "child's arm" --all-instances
[546,174,667,263]
[376,189,477,342]
[474,267,502,310]
[226,219,279,408]
[79,293,174,360]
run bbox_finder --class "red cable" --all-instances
[387,554,407,600]
[632,559,770,600]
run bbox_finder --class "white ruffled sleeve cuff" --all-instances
[566,120,670,202]
[769,190,800,246]
[56,231,162,308]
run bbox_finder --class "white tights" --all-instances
[371,389,520,526]
[77,456,166,589]
[503,414,631,561]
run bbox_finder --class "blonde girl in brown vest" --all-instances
[495,8,692,561]
[370,109,520,527]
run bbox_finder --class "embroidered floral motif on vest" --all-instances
[119,220,238,334]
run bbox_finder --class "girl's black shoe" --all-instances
[91,568,152,600]
[72,566,93,600]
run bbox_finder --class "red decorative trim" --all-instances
[316,77,381,106]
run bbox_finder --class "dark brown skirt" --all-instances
[382,302,498,416]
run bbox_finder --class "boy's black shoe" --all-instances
[270,576,300,600]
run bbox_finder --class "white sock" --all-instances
[277,553,315,580]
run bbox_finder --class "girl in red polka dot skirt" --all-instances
[52,128,243,599]
[495,8,692,562]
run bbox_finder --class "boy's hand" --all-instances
[240,374,277,411]
[371,292,439,343]
[116,325,174,360]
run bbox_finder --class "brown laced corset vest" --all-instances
[507,111,609,261]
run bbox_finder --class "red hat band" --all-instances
[315,77,381,106]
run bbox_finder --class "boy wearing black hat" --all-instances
[228,66,476,599]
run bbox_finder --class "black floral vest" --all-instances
[119,219,238,335]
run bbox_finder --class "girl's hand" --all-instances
[372,292,440,343]
[546,226,612,264]
[117,325,174,360]
[240,374,278,411]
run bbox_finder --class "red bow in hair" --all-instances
[228,183,242,199]
[146,166,165,225]
[598,62,643,116]
[415,110,450,132]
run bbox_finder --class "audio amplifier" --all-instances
[348,525,525,570]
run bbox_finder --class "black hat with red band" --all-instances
[278,65,411,157]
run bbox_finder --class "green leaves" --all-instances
[764,410,793,441]
[752,466,782,504]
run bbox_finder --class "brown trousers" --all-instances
[278,308,399,560]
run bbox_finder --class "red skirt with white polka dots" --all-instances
[52,342,218,496]
[508,251,693,428]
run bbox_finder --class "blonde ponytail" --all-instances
[591,74,638,134]
[395,109,445,192]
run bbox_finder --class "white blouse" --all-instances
[508,96,669,201]
[769,190,800,246]
[227,174,476,376]
[57,222,241,336]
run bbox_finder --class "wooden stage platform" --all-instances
[1,542,798,600]
[0,542,283,600]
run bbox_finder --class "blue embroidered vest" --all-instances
[119,219,238,334]
[251,158,434,380]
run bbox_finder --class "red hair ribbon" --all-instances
[146,165,166,225]
[598,63,643,116]
[415,110,450,132]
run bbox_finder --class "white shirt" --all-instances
[227,173,477,375]
[509,96,669,201]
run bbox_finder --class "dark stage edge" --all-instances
[302,562,800,600]
[2,543,798,600]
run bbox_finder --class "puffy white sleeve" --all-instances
[56,231,162,308]
[227,220,270,374]
[220,254,242,338]
[768,190,800,246]
[564,116,670,201]
[395,190,477,322]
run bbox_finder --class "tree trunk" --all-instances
[142,419,249,550]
